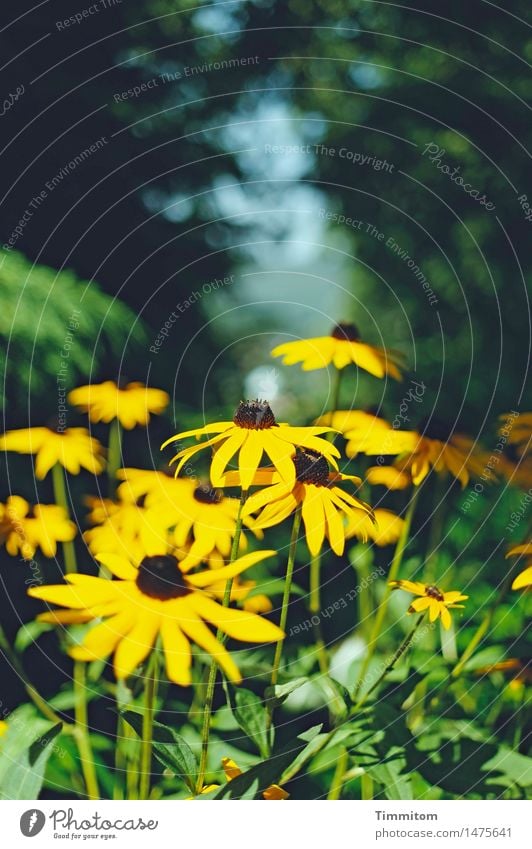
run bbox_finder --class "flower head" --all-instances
[346,508,404,547]
[68,381,169,430]
[389,579,468,629]
[161,400,340,490]
[84,496,171,562]
[28,550,282,685]
[271,323,403,379]
[507,542,532,590]
[500,412,532,458]
[235,450,373,556]
[0,495,76,559]
[193,757,288,799]
[330,411,488,487]
[0,427,105,479]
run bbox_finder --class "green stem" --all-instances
[309,551,328,675]
[51,463,77,574]
[139,652,159,800]
[423,473,448,584]
[361,772,374,800]
[270,504,303,689]
[354,614,425,711]
[327,747,348,799]
[73,661,100,800]
[353,487,420,698]
[107,418,122,497]
[195,490,248,795]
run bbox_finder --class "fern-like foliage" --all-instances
[0,250,146,416]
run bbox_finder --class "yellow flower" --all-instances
[500,412,532,458]
[389,579,468,630]
[346,508,404,547]
[271,323,403,380]
[84,496,171,562]
[237,450,373,556]
[192,757,289,799]
[335,412,488,487]
[161,400,340,490]
[0,495,76,560]
[507,542,532,590]
[68,381,169,430]
[28,550,282,685]
[366,465,412,490]
[118,471,261,571]
[0,721,8,737]
[0,427,105,479]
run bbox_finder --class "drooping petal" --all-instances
[95,553,138,580]
[187,593,284,643]
[187,550,276,588]
[210,430,246,485]
[301,492,326,555]
[113,613,160,679]
[178,608,241,683]
[160,618,192,686]
[71,610,135,662]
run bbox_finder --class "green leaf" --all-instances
[14,620,54,653]
[265,676,308,707]
[121,710,198,793]
[0,711,63,800]
[229,687,270,758]
[315,676,351,719]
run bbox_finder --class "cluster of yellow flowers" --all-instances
[0,325,529,701]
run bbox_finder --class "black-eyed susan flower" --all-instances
[193,757,288,799]
[28,550,282,685]
[238,450,373,556]
[84,496,171,562]
[337,412,488,487]
[0,426,105,479]
[389,579,468,629]
[162,400,340,490]
[0,495,76,560]
[68,381,169,430]
[346,507,405,547]
[116,466,186,507]
[271,323,403,380]
[507,542,532,590]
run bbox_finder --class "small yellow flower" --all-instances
[0,427,105,479]
[162,400,340,490]
[507,542,532,590]
[0,721,8,737]
[366,465,412,490]
[28,550,282,685]
[389,579,468,630]
[0,495,76,560]
[84,496,172,562]
[271,323,403,380]
[236,450,373,556]
[346,508,404,547]
[68,381,169,430]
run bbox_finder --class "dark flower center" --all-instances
[193,484,223,504]
[418,416,454,442]
[233,399,277,430]
[331,322,360,342]
[136,555,191,600]
[294,450,330,485]
[425,584,444,602]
